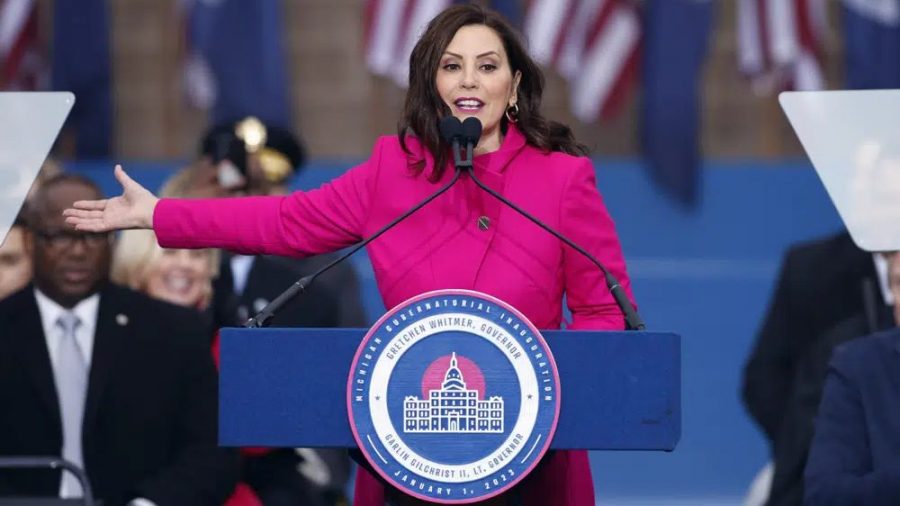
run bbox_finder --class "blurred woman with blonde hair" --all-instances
[111,166,231,333]
[111,228,218,310]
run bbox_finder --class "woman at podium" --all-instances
[65,4,635,505]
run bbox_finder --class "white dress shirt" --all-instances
[230,254,255,295]
[33,288,99,498]
[873,253,894,306]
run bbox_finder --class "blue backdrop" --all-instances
[70,158,843,504]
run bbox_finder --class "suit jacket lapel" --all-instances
[83,286,125,435]
[12,290,62,430]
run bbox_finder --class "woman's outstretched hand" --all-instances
[64,165,159,232]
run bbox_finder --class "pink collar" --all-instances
[473,123,527,175]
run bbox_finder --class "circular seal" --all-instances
[347,289,561,504]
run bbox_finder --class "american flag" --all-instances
[737,0,828,93]
[842,0,900,90]
[178,0,291,126]
[365,0,452,87]
[0,0,45,90]
[363,0,640,123]
[524,0,641,123]
[180,0,217,109]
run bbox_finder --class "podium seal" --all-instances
[347,289,561,503]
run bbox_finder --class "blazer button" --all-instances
[477,216,490,231]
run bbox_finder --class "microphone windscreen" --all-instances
[439,116,463,144]
[461,117,483,145]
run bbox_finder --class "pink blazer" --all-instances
[154,124,634,505]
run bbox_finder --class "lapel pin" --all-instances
[116,313,129,326]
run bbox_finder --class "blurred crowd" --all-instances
[0,120,363,506]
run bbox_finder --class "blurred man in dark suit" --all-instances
[768,249,897,506]
[801,251,900,504]
[0,174,238,505]
[803,326,900,505]
[742,231,894,505]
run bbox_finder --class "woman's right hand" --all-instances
[64,165,160,232]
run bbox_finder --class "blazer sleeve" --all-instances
[134,317,240,505]
[803,345,900,506]
[154,138,384,257]
[560,158,635,331]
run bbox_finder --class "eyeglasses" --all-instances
[34,229,110,250]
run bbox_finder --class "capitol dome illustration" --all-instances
[403,352,504,433]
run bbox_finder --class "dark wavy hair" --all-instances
[398,3,588,180]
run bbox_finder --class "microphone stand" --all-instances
[460,146,645,331]
[245,167,463,328]
[451,138,472,171]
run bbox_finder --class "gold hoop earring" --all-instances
[505,103,520,123]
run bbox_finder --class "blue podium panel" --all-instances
[219,328,680,451]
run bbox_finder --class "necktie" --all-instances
[55,312,86,497]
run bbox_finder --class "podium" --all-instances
[218,328,680,451]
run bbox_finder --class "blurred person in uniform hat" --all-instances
[192,117,367,328]
[197,117,306,198]
[196,118,360,506]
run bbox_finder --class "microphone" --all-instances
[245,119,467,328]
[459,118,645,331]
[460,117,482,163]
[442,116,482,168]
[439,116,462,145]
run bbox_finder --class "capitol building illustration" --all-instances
[403,353,504,433]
